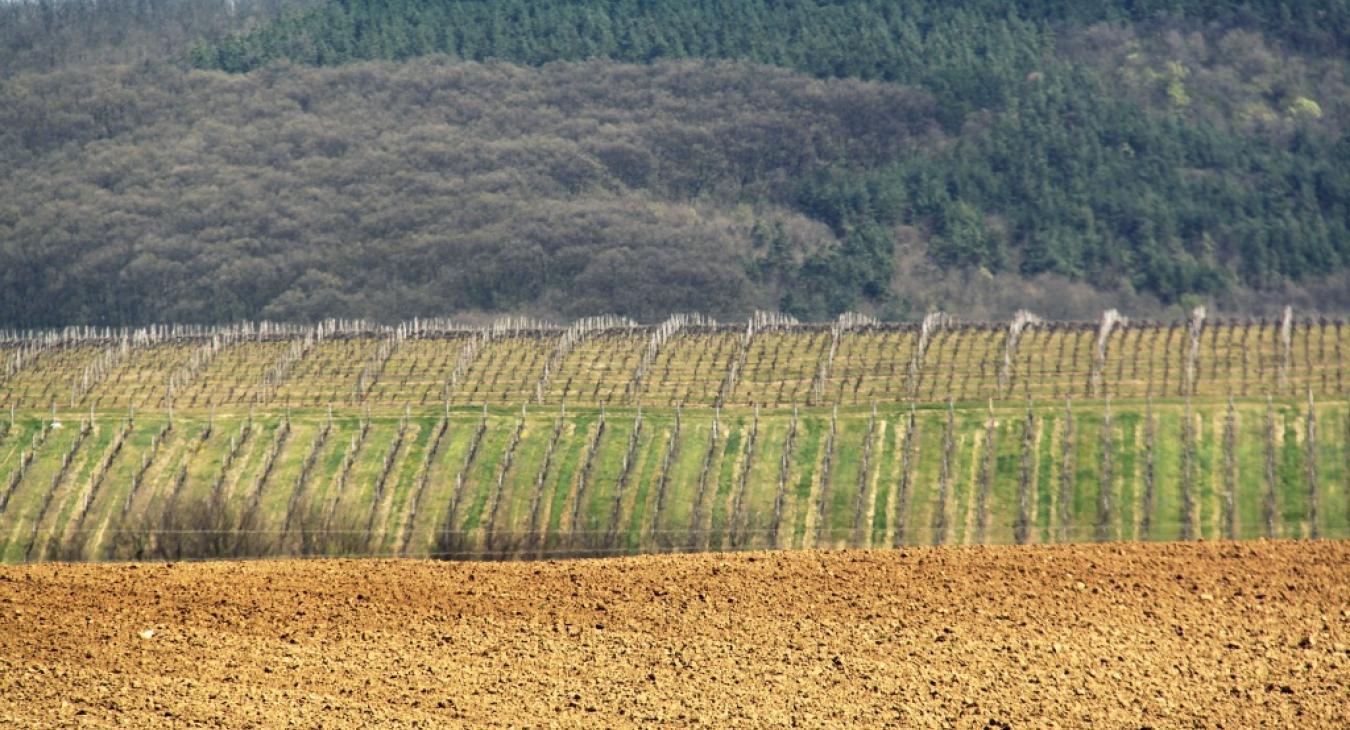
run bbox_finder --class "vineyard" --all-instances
[0,309,1347,562]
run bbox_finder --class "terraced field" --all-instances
[1,311,1347,561]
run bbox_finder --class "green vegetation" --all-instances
[0,0,306,74]
[4,0,1350,561]
[0,313,1345,561]
[4,397,1341,564]
[4,1,1350,324]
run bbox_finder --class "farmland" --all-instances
[2,542,1347,727]
[1,311,1348,562]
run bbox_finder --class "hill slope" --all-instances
[1,315,1347,562]
[2,0,1350,325]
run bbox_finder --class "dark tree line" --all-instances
[0,0,311,73]
[191,1,1350,81]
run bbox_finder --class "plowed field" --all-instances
[2,542,1347,727]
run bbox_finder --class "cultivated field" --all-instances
[4,311,1349,410]
[1,541,1346,727]
[1,311,1347,562]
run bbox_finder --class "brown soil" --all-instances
[1,541,1347,728]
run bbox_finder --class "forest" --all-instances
[2,0,1350,326]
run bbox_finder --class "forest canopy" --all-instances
[1,0,1349,326]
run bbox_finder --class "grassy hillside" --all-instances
[0,400,1344,563]
[1,312,1347,562]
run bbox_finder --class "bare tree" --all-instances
[1091,309,1124,398]
[1140,397,1156,540]
[1014,402,1034,544]
[484,411,529,556]
[892,405,917,548]
[1000,310,1040,399]
[1180,395,1196,540]
[1057,398,1076,542]
[1279,306,1294,393]
[1263,396,1278,539]
[1095,399,1114,542]
[1306,389,1320,539]
[768,406,797,550]
[604,408,646,551]
[686,408,719,551]
[814,405,839,548]
[645,407,680,550]
[1222,397,1238,540]
[975,402,996,544]
[850,404,878,547]
[933,401,954,546]
[440,407,490,553]
[398,411,450,555]
[1185,306,1206,397]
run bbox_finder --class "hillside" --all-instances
[2,0,1350,325]
[4,312,1349,409]
[1,313,1346,562]
[0,60,928,324]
